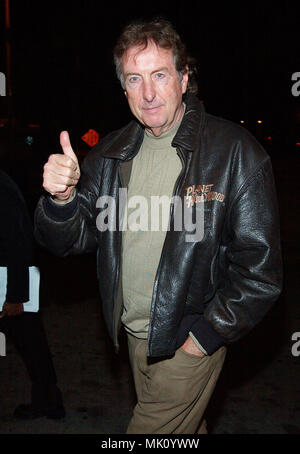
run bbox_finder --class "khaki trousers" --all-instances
[126,334,226,434]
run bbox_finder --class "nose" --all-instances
[142,79,156,103]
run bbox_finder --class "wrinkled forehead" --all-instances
[121,41,175,72]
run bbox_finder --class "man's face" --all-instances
[121,41,188,137]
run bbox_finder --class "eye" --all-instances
[155,72,165,79]
[128,76,140,84]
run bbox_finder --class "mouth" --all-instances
[142,106,162,114]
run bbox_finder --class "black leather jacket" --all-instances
[34,93,282,357]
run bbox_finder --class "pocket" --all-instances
[178,347,207,362]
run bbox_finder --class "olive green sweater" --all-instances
[121,119,182,338]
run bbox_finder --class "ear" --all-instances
[124,90,128,98]
[181,65,189,94]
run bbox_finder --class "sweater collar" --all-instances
[100,93,205,160]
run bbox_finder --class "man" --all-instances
[0,169,65,420]
[34,18,282,434]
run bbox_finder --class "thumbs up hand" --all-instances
[43,131,81,203]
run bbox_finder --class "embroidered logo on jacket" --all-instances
[185,184,225,208]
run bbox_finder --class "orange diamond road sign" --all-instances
[81,129,100,147]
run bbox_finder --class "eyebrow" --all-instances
[124,67,170,79]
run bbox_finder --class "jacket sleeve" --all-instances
[34,149,104,257]
[190,158,283,354]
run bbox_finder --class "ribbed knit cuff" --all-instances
[43,193,78,222]
[176,313,226,355]
[190,315,226,355]
[189,331,208,354]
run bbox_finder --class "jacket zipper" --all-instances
[170,147,186,215]
[112,171,124,351]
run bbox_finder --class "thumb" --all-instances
[60,131,78,164]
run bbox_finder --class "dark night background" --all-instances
[0,0,300,436]
[1,1,299,159]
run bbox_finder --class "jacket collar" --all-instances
[172,93,206,151]
[100,93,205,160]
